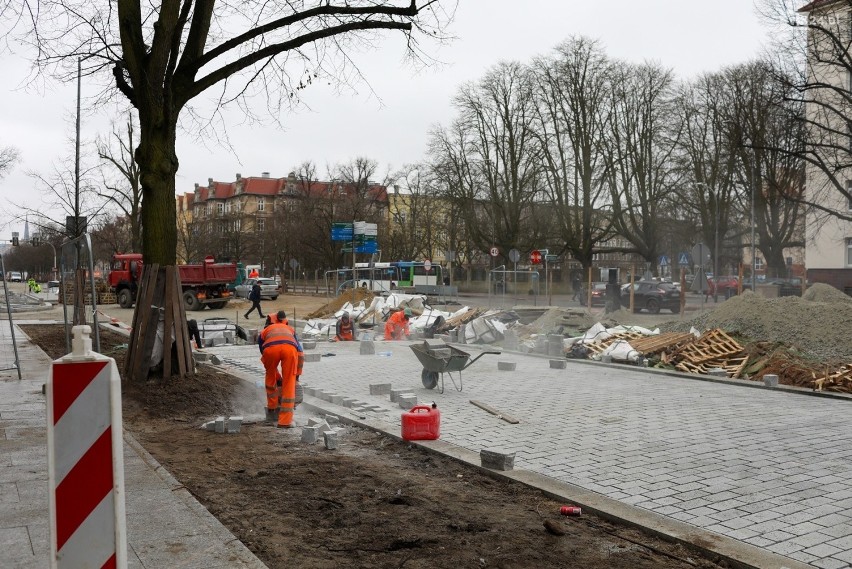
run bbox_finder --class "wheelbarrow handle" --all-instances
[462,350,501,370]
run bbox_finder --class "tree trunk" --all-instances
[128,118,183,378]
[137,124,179,266]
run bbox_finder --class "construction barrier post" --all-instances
[47,325,127,569]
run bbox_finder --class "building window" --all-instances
[257,197,265,212]
[847,238,852,267]
[217,202,224,215]
[257,218,265,232]
[754,257,764,270]
[233,219,241,232]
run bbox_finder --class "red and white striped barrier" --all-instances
[47,325,127,569]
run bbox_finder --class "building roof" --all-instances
[799,0,844,12]
[190,174,387,203]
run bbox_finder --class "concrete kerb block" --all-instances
[317,391,334,402]
[763,374,779,388]
[389,388,408,403]
[303,386,319,397]
[480,449,515,471]
[209,355,223,365]
[193,351,211,362]
[300,426,320,444]
[325,414,340,425]
[549,359,567,369]
[202,420,216,431]
[360,340,376,355]
[304,353,322,363]
[341,398,359,408]
[323,431,339,450]
[307,417,325,427]
[497,361,516,372]
[226,416,242,433]
[601,355,613,364]
[707,368,728,378]
[214,416,226,433]
[301,340,317,350]
[369,383,392,396]
[398,394,417,410]
[328,394,345,406]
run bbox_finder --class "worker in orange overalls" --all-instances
[259,310,304,428]
[248,267,259,279]
[384,307,412,340]
[333,312,355,341]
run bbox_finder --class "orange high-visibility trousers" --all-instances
[261,344,299,427]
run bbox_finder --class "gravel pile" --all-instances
[659,287,852,363]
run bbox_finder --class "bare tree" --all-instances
[758,0,852,222]
[0,145,19,179]
[3,1,453,378]
[530,37,615,271]
[603,61,680,271]
[386,163,442,261]
[96,113,143,252]
[430,61,544,266]
[724,60,806,277]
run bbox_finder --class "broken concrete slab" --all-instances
[325,414,340,424]
[497,361,516,372]
[307,417,325,427]
[549,359,567,370]
[480,449,515,471]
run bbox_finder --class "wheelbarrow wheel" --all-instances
[421,369,439,390]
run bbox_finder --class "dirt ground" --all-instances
[20,324,732,569]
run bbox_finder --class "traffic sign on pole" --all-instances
[47,325,127,569]
[423,260,432,272]
[530,250,542,265]
[489,247,499,257]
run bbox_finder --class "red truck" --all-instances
[108,253,238,311]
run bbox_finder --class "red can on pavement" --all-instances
[560,506,582,516]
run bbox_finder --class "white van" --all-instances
[9,272,22,282]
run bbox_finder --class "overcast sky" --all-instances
[0,0,770,237]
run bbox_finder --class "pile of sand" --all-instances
[659,288,852,362]
[305,289,375,319]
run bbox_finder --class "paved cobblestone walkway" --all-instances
[211,340,852,569]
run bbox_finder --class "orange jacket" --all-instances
[384,310,410,340]
[336,316,354,341]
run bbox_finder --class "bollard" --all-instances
[47,325,128,568]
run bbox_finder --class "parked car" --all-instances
[234,278,279,300]
[9,272,22,282]
[767,277,803,297]
[586,282,608,306]
[621,280,681,313]
[707,276,739,298]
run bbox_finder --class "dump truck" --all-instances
[107,253,238,311]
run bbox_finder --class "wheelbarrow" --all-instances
[410,342,500,393]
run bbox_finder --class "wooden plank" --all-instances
[124,264,150,377]
[171,268,190,377]
[131,264,160,380]
[162,266,175,379]
[174,267,193,375]
[469,399,520,424]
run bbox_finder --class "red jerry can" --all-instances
[401,403,441,441]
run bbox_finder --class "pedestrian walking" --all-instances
[244,281,264,319]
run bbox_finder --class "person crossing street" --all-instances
[244,281,264,319]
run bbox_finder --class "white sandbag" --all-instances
[599,339,640,363]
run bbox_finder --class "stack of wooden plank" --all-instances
[670,329,747,378]
[630,332,696,356]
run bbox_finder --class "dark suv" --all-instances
[621,280,681,313]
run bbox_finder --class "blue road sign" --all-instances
[678,252,689,266]
[659,255,670,267]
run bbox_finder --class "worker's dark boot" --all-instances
[264,408,277,423]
